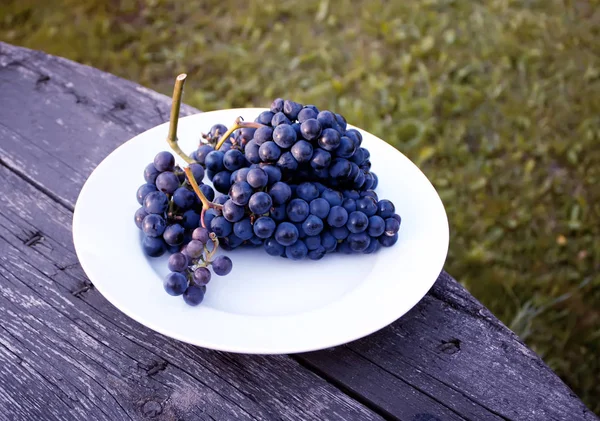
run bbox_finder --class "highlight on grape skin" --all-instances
[134,95,401,306]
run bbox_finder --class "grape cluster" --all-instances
[135,98,401,306]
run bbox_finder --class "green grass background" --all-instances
[2,0,599,412]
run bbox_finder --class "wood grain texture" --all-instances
[0,41,596,421]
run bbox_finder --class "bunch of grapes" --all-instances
[135,96,401,307]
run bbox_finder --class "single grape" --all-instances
[291,122,302,138]
[286,198,310,222]
[361,190,378,201]
[249,192,273,215]
[310,148,331,170]
[204,208,218,228]
[342,198,357,213]
[193,267,211,286]
[335,113,347,131]
[298,107,318,123]
[256,110,275,125]
[283,100,303,120]
[348,232,371,252]
[259,141,282,162]
[183,285,205,306]
[134,207,148,229]
[205,151,225,173]
[347,211,369,233]
[273,124,297,148]
[269,182,292,205]
[294,222,307,239]
[143,191,169,214]
[379,232,398,247]
[302,215,324,236]
[270,204,287,221]
[264,237,285,256]
[385,217,401,236]
[334,136,357,159]
[363,238,381,254]
[164,272,188,296]
[142,235,166,257]
[212,171,233,194]
[363,172,375,190]
[321,189,343,207]
[200,184,215,202]
[206,168,216,180]
[137,183,157,205]
[186,163,204,184]
[290,140,313,163]
[271,111,291,126]
[316,111,335,129]
[253,126,274,145]
[308,247,326,260]
[214,195,229,205]
[296,182,319,202]
[318,128,341,151]
[352,170,366,190]
[348,163,360,180]
[232,167,251,184]
[327,206,349,228]
[173,187,196,209]
[221,234,244,250]
[274,222,299,246]
[223,199,245,222]
[371,173,379,189]
[244,139,261,164]
[228,181,253,206]
[192,227,210,244]
[210,216,233,237]
[144,163,160,184]
[156,172,180,195]
[392,214,402,224]
[212,255,233,276]
[142,214,166,237]
[163,223,186,246]
[321,231,337,252]
[154,151,175,172]
[300,118,322,141]
[286,240,308,260]
[304,235,321,250]
[260,164,282,185]
[276,151,298,172]
[223,149,245,171]
[329,158,352,179]
[309,198,330,219]
[233,218,254,240]
[239,127,256,145]
[367,215,386,237]
[377,200,395,219]
[356,196,378,216]
[195,145,215,165]
[168,252,189,272]
[247,168,268,189]
[209,123,228,139]
[345,128,362,147]
[350,148,365,166]
[270,98,284,113]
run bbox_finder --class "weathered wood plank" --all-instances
[0,41,597,421]
[0,163,384,421]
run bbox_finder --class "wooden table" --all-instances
[0,42,596,421]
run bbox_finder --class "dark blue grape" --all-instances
[285,240,308,260]
[213,195,229,206]
[348,162,360,179]
[363,239,381,254]
[247,168,268,189]
[156,172,180,195]
[302,215,324,236]
[233,218,254,240]
[337,241,353,254]
[316,111,335,129]
[350,148,365,165]
[260,164,282,185]
[363,172,375,190]
[347,211,368,233]
[270,204,287,221]
[271,112,291,126]
[244,139,261,164]
[305,235,321,250]
[276,152,298,171]
[142,235,166,257]
[283,100,303,120]
[308,247,326,260]
[212,255,233,276]
[211,216,233,237]
[134,207,148,229]
[185,240,204,258]
[259,141,281,162]
[183,285,205,306]
[221,234,244,250]
[168,253,189,272]
[193,267,211,286]
[195,145,215,165]
[367,215,385,237]
[393,213,402,224]
[253,216,276,238]
[164,272,188,296]
[335,136,356,158]
[223,149,245,171]
[321,188,343,206]
[298,107,318,123]
[291,122,302,138]
[321,231,337,252]
[343,189,360,199]
[356,196,377,216]
[379,232,398,247]
[275,222,299,246]
[212,171,233,194]
[206,169,216,181]
[173,187,195,209]
[144,163,160,184]
[286,198,309,222]
[329,158,352,179]
[269,182,292,205]
[327,206,348,227]
[199,184,215,202]
[296,182,319,202]
[223,199,245,222]
[361,190,378,200]
[318,128,341,151]
[385,217,401,236]
[345,128,362,147]
[143,191,169,214]
[335,113,347,131]
[352,170,365,190]
[192,227,210,244]
[300,118,322,141]
[153,151,175,172]
[188,163,205,184]
[371,173,379,189]
[229,181,253,206]
[163,223,185,246]
[209,124,228,138]
[181,210,199,230]
[310,148,331,170]
[230,169,247,185]
[264,238,285,256]
[348,232,370,252]
[137,183,157,205]
[142,214,166,237]
[205,151,225,172]
[377,200,395,218]
[294,222,307,239]
[204,208,218,229]
[239,127,256,145]
[290,140,313,163]
[253,126,274,145]
[270,98,284,113]
[249,192,273,214]
[273,124,297,148]
[256,110,275,125]
[309,198,330,219]
[342,198,357,213]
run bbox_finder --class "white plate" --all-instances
[73,108,449,354]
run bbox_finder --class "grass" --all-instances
[2,0,599,412]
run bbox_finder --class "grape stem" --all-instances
[167,74,195,164]
[183,166,223,228]
[214,117,264,150]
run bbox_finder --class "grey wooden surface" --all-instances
[0,42,596,421]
